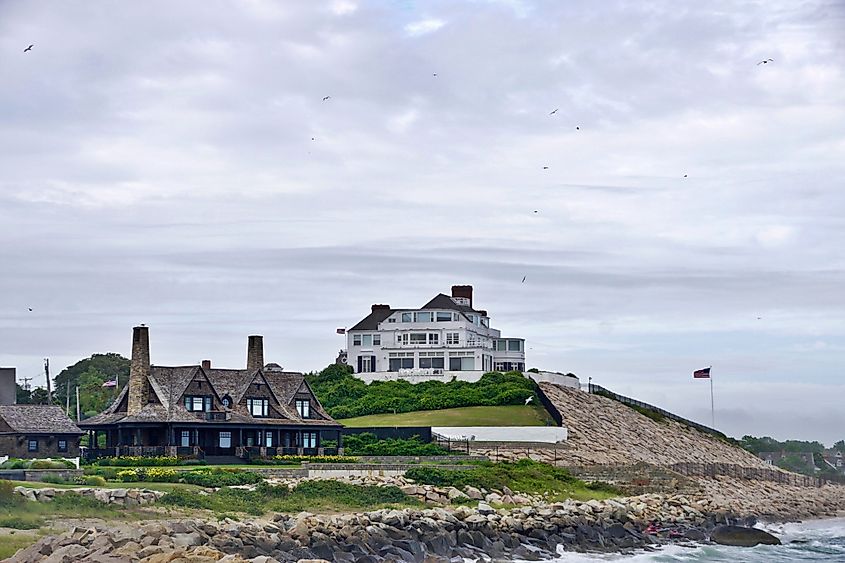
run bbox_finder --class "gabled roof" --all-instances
[420,293,477,314]
[349,307,395,331]
[0,405,83,434]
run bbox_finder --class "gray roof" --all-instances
[0,405,83,434]
[349,307,395,331]
[420,293,478,314]
[349,293,481,331]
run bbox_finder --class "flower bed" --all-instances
[250,455,359,465]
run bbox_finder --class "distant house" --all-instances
[821,450,845,474]
[345,285,526,383]
[0,405,83,459]
[758,451,818,474]
[79,326,342,460]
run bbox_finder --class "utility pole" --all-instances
[21,377,32,392]
[75,386,81,422]
[44,358,52,405]
[65,381,71,416]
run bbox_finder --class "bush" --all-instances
[29,460,73,470]
[39,475,72,485]
[180,469,263,487]
[80,475,107,487]
[116,469,139,482]
[405,459,578,495]
[306,368,535,419]
[0,480,20,507]
[96,456,180,467]
[180,459,208,466]
[342,434,451,456]
[84,466,119,480]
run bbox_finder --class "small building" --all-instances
[0,405,83,458]
[758,450,818,474]
[79,326,342,460]
[345,285,526,383]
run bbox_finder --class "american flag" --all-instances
[693,367,711,379]
[101,379,117,387]
[336,328,346,335]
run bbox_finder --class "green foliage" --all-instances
[0,514,41,529]
[39,475,73,485]
[405,459,578,495]
[96,456,180,467]
[739,435,827,455]
[81,475,107,487]
[250,455,359,465]
[585,481,624,494]
[53,353,130,416]
[0,480,20,507]
[308,366,535,418]
[160,479,417,515]
[179,469,263,487]
[342,433,451,456]
[1,459,74,470]
[834,440,845,453]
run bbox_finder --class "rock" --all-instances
[463,487,483,500]
[476,503,495,515]
[710,525,781,547]
[42,544,89,563]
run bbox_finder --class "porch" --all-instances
[82,424,343,461]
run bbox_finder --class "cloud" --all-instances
[404,18,447,36]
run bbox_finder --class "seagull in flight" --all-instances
[683,174,688,178]
[542,166,549,170]
[28,307,33,311]
[433,73,438,77]
[533,210,539,214]
[322,96,331,101]
[24,44,34,52]
[524,396,534,405]
[549,108,558,115]
[521,276,526,283]
[757,58,774,65]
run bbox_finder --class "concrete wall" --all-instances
[0,367,15,405]
[528,371,580,389]
[432,426,568,443]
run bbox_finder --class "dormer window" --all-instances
[296,399,311,418]
[247,398,268,417]
[184,396,211,412]
[221,395,232,408]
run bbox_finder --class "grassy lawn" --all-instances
[339,404,555,427]
[9,480,204,493]
[0,530,43,560]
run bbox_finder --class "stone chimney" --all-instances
[201,360,211,370]
[127,326,151,415]
[247,335,264,372]
[371,304,390,312]
[451,285,473,307]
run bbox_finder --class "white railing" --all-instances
[398,368,446,377]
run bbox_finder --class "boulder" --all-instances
[710,525,781,547]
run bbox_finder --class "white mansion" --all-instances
[345,285,526,383]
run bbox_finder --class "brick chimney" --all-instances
[201,360,211,370]
[247,335,264,372]
[371,304,390,312]
[451,285,473,307]
[127,326,151,415]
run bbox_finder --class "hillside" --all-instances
[338,404,554,427]
[538,383,770,467]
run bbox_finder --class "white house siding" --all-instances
[432,426,568,443]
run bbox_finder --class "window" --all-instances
[389,357,414,371]
[415,312,432,323]
[449,356,475,371]
[410,333,427,344]
[58,439,68,452]
[247,398,269,417]
[353,334,362,346]
[181,431,190,447]
[436,312,452,322]
[419,357,445,369]
[265,432,273,447]
[508,340,522,352]
[446,332,459,345]
[388,317,396,323]
[362,334,372,347]
[296,399,311,418]
[219,431,231,448]
[359,356,374,372]
[373,334,381,345]
[222,396,231,408]
[27,439,38,452]
[184,396,211,412]
[401,312,412,323]
[302,432,317,448]
[428,333,439,344]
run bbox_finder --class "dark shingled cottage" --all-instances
[0,405,83,458]
[79,326,342,461]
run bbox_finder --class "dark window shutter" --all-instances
[357,356,362,373]
[371,356,377,372]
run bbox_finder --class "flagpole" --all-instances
[709,366,714,428]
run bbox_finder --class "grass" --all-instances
[339,404,555,427]
[160,480,420,516]
[405,459,623,502]
[0,531,43,560]
[8,480,204,494]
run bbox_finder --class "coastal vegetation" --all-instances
[307,365,537,419]
[160,480,418,515]
[341,433,451,456]
[338,404,554,427]
[404,459,623,501]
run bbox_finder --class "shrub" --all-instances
[255,455,359,465]
[39,475,71,485]
[342,434,450,456]
[81,475,107,487]
[180,469,263,487]
[84,466,119,480]
[96,456,180,467]
[30,460,70,470]
[0,515,41,529]
[116,469,139,482]
[405,459,578,495]
[145,468,179,482]
[0,459,27,470]
[160,489,214,510]
[180,459,208,466]
[0,480,20,507]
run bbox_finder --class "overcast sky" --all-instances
[1,0,843,443]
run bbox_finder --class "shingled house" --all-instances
[79,326,342,460]
[0,405,83,459]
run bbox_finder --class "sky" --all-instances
[1,0,843,444]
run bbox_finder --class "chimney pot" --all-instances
[247,335,264,372]
[201,360,211,370]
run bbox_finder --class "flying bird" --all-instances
[757,58,774,65]
[24,44,34,52]
[322,96,331,101]
[521,276,526,283]
[575,126,580,130]
[28,308,33,311]
[542,166,549,170]
[549,109,558,115]
[683,174,688,178]
[524,396,534,405]
[533,210,538,214]
[433,73,438,77]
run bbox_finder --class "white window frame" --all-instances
[296,399,311,418]
[362,334,372,347]
[265,432,273,447]
[181,431,191,447]
[353,334,362,346]
[28,439,38,452]
[248,398,269,417]
[446,332,459,345]
[373,334,381,345]
[302,432,317,448]
[58,439,68,452]
[219,431,232,448]
[428,333,439,344]
[401,312,413,323]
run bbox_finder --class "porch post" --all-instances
[337,430,344,455]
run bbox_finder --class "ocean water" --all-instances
[539,518,845,562]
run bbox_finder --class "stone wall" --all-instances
[535,383,772,468]
[0,434,81,459]
[14,485,164,506]
[0,468,83,482]
[563,463,698,495]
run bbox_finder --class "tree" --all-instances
[53,353,129,416]
[834,440,845,453]
[29,387,49,405]
[15,384,31,404]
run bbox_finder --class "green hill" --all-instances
[338,404,555,427]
